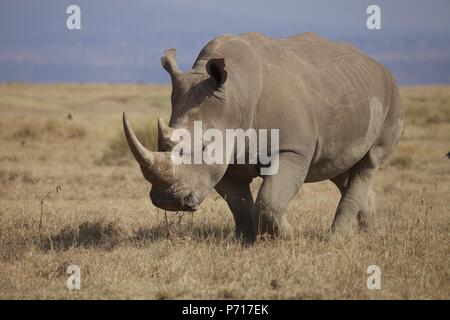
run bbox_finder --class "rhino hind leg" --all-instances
[330,171,349,196]
[330,170,376,233]
[356,186,377,232]
[330,154,377,235]
[330,88,403,235]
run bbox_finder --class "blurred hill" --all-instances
[1,0,449,84]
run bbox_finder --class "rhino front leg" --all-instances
[253,152,309,239]
[214,174,255,242]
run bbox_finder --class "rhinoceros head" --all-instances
[123,48,234,211]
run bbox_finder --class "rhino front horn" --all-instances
[122,113,176,184]
[123,112,155,167]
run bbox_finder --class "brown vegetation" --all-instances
[0,83,449,299]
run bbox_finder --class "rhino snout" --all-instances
[150,188,201,212]
[183,193,200,210]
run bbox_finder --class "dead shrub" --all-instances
[100,118,157,165]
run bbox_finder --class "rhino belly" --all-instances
[304,96,386,182]
[305,141,371,182]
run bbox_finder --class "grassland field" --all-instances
[0,83,449,299]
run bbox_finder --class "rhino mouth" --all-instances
[150,189,200,212]
[124,112,208,212]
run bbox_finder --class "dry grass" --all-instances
[0,83,449,299]
[100,119,158,165]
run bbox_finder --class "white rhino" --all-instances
[123,32,404,242]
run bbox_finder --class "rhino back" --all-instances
[194,32,398,179]
[239,32,393,111]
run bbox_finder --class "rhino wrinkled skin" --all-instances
[123,32,404,242]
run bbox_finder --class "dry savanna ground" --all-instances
[0,83,449,299]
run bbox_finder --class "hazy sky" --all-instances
[0,0,449,83]
[1,0,449,39]
[166,0,450,31]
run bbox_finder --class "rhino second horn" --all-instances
[122,112,155,167]
[158,117,172,140]
[157,117,175,150]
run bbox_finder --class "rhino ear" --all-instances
[161,48,181,79]
[206,58,227,88]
